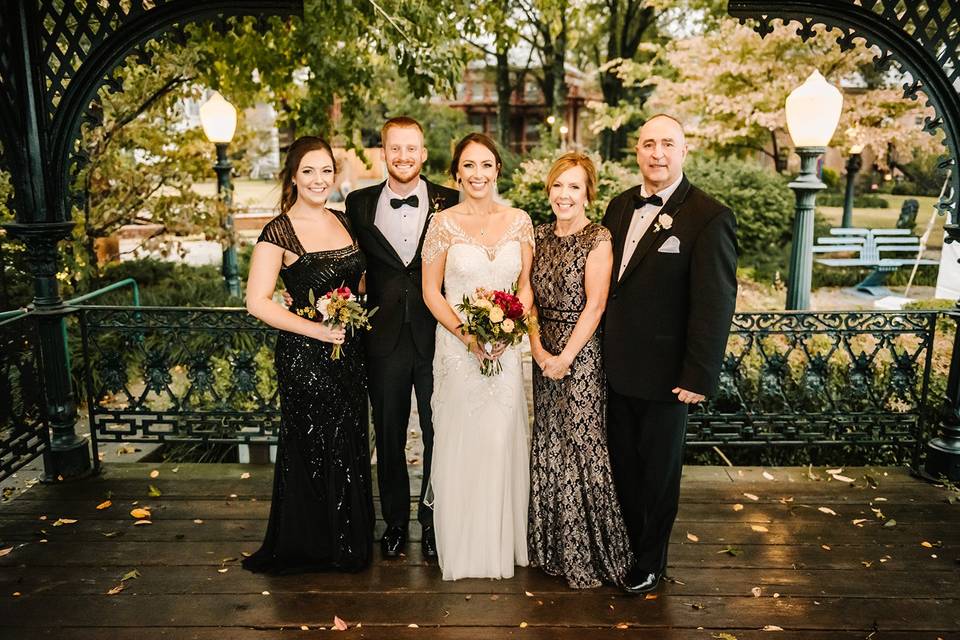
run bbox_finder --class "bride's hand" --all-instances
[312,323,346,345]
[489,341,508,359]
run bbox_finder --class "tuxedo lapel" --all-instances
[617,176,691,285]
[363,181,405,266]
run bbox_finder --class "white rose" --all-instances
[659,213,674,230]
[475,298,493,311]
[317,298,331,320]
[489,306,504,323]
[501,318,515,333]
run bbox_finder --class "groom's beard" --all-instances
[386,163,422,188]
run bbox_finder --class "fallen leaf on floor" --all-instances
[101,532,119,538]
[732,504,744,511]
[172,467,179,473]
[762,471,775,480]
[873,497,887,502]
[861,561,873,568]
[52,518,78,527]
[0,548,12,557]
[464,595,471,600]
[261,591,270,595]
[817,507,838,516]
[133,520,152,526]
[821,545,831,551]
[130,508,151,519]
[121,569,140,582]
[644,593,658,600]
[751,587,762,597]
[687,532,699,542]
[687,602,705,610]
[750,525,769,533]
[883,519,897,528]
[832,474,855,483]
[241,551,251,557]
[12,592,20,597]
[490,595,499,601]
[865,474,879,489]
[408,623,419,628]
[193,519,204,525]
[778,497,794,504]
[826,468,843,475]
[106,584,125,595]
[96,500,112,510]
[300,626,309,631]
[615,623,629,629]
[524,591,534,597]
[240,472,251,480]
[333,616,348,631]
[761,625,784,631]
[519,622,528,628]
[217,568,228,573]
[713,633,738,640]
[852,519,867,527]
[147,485,162,498]
[717,546,743,557]
[743,493,759,501]
[921,541,933,548]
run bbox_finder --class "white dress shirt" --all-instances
[618,173,684,280]
[375,178,429,266]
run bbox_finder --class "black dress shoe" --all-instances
[421,525,437,558]
[621,568,661,594]
[381,526,406,558]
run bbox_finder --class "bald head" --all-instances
[635,114,688,192]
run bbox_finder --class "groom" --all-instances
[602,114,738,594]
[345,117,459,558]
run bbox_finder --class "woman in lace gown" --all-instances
[528,153,633,588]
[421,133,534,580]
[243,136,374,574]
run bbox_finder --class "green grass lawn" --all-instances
[817,194,947,249]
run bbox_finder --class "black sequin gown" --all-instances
[243,211,374,574]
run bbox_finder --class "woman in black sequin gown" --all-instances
[243,136,374,574]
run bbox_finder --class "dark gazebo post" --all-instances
[729,0,960,480]
[0,0,301,479]
[841,144,863,228]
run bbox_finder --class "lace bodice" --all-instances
[422,211,534,310]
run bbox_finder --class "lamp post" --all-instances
[199,92,241,299]
[784,70,843,310]
[841,143,864,228]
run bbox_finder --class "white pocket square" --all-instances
[658,235,681,253]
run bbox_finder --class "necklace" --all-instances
[463,206,495,238]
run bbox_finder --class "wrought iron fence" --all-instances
[80,306,278,445]
[689,311,939,463]
[77,306,941,464]
[0,313,49,482]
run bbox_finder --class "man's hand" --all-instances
[280,290,293,308]
[672,387,704,404]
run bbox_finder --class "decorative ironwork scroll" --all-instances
[689,311,938,464]
[0,314,49,482]
[728,0,960,229]
[80,306,279,444]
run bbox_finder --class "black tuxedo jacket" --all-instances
[345,178,460,358]
[602,175,738,402]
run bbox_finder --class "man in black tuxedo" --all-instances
[345,117,459,558]
[602,114,738,594]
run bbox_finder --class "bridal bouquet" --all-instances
[456,287,533,376]
[297,285,377,360]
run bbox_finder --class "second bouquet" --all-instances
[456,287,534,376]
[297,285,377,360]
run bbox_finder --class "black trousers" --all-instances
[367,324,434,531]
[607,387,689,572]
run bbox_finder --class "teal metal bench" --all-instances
[812,228,938,296]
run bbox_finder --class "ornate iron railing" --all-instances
[77,306,941,462]
[689,311,939,461]
[80,306,278,445]
[0,313,49,482]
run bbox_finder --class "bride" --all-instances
[421,132,534,580]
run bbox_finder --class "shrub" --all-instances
[816,192,889,208]
[684,155,796,261]
[98,258,242,307]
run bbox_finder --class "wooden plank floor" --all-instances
[1,464,958,639]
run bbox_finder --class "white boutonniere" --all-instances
[429,193,446,214]
[653,213,674,234]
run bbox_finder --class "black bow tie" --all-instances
[633,193,664,208]
[390,195,419,209]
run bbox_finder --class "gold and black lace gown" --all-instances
[243,211,374,574]
[528,221,633,588]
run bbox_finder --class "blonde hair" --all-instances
[545,152,597,204]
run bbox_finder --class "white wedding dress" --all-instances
[422,211,533,580]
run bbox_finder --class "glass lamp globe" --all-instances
[199,92,237,144]
[785,70,843,147]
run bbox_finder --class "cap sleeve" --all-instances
[587,223,612,251]
[421,214,453,265]
[257,215,305,255]
[516,212,535,248]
